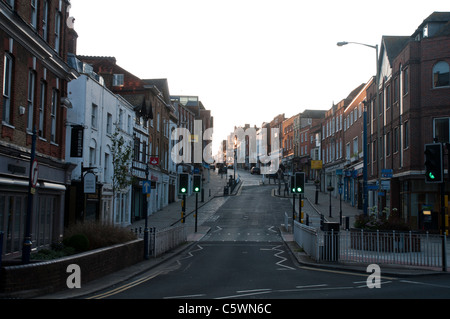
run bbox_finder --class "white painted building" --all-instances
[65,57,135,226]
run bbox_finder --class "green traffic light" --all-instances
[194,187,199,192]
[297,187,302,192]
[181,187,186,193]
[429,172,435,180]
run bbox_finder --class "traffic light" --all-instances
[424,143,443,183]
[178,173,189,194]
[193,174,201,193]
[295,172,305,194]
[290,175,296,193]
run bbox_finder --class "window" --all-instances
[433,61,450,88]
[30,0,37,28]
[403,67,409,95]
[104,153,110,180]
[353,137,358,155]
[39,82,46,137]
[42,0,49,41]
[5,0,14,8]
[134,137,140,160]
[404,121,409,149]
[372,141,377,163]
[54,11,61,53]
[27,71,36,131]
[157,112,160,132]
[50,89,57,143]
[106,113,112,134]
[386,131,391,156]
[91,103,98,129]
[434,117,450,144]
[113,74,124,86]
[386,85,391,109]
[118,109,123,130]
[394,127,399,153]
[3,54,13,124]
[394,77,399,103]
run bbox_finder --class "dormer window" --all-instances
[433,61,450,88]
[113,74,124,86]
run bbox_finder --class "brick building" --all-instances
[296,109,326,180]
[281,115,295,170]
[366,12,450,231]
[0,0,78,258]
[322,83,364,199]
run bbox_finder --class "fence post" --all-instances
[443,235,447,272]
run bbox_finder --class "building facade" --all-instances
[367,12,450,231]
[0,0,78,258]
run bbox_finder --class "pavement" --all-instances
[39,173,445,299]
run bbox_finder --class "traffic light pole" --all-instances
[292,193,296,222]
[195,193,198,233]
[182,194,186,223]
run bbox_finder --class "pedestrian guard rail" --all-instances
[293,220,448,270]
[134,225,187,257]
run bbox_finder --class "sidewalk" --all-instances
[274,181,363,229]
[127,169,232,233]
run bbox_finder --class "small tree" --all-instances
[110,125,134,224]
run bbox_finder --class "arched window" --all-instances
[433,61,450,88]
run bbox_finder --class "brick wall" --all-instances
[0,239,144,297]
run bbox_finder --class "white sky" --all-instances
[69,0,449,153]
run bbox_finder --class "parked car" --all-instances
[250,167,260,175]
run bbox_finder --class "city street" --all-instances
[82,171,450,300]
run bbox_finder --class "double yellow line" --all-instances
[87,270,163,299]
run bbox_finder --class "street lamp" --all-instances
[337,40,379,217]
[327,184,334,218]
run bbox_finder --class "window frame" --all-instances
[2,54,13,125]
[432,61,450,89]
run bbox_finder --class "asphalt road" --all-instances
[84,172,450,303]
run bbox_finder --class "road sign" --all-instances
[143,180,151,194]
[149,157,159,165]
[31,159,38,187]
[381,169,393,178]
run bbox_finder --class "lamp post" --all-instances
[337,41,379,217]
[327,184,334,218]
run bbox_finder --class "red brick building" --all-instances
[0,0,78,258]
[366,12,450,231]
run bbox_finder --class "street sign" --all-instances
[381,169,393,178]
[143,180,151,194]
[84,172,96,194]
[149,157,159,165]
[31,159,38,187]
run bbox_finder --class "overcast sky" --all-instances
[69,0,449,153]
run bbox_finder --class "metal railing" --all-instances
[294,222,448,270]
[338,230,446,270]
[151,225,187,257]
[293,221,320,261]
[134,225,187,258]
